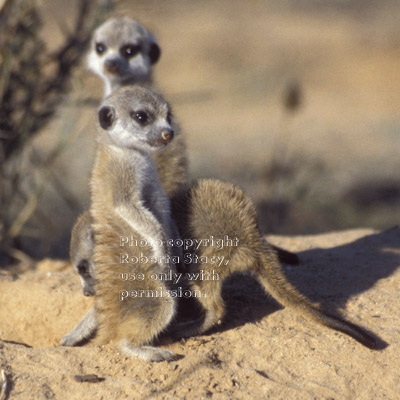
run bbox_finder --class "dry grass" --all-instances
[0,0,113,262]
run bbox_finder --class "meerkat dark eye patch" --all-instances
[98,106,116,130]
[131,110,150,125]
[77,260,89,276]
[120,44,141,58]
[95,42,106,55]
[166,111,173,124]
[149,43,161,64]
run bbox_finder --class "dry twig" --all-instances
[0,370,8,400]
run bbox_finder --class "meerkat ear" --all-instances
[98,106,116,130]
[148,34,161,64]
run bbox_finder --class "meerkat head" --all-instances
[87,17,161,95]
[98,86,175,152]
[70,224,96,296]
[74,259,96,297]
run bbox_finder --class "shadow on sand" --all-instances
[197,227,400,348]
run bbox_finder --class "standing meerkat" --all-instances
[64,86,183,361]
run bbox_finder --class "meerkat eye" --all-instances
[120,44,141,58]
[131,110,149,125]
[166,112,172,124]
[95,42,106,55]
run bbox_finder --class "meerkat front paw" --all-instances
[148,348,182,362]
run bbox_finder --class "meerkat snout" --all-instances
[161,129,174,143]
[104,58,121,74]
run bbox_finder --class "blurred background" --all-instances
[1,0,400,260]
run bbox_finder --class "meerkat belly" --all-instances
[91,152,174,343]
[93,215,175,342]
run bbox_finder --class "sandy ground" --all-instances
[1,227,399,399]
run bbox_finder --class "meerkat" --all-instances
[64,86,184,361]
[61,21,373,349]
[64,177,377,351]
[166,179,377,349]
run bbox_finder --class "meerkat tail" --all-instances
[255,242,377,349]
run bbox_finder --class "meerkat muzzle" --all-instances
[104,64,118,74]
[161,129,174,143]
[104,59,120,74]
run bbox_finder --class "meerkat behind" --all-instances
[169,179,377,350]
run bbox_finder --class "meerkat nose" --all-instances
[161,129,174,142]
[104,59,119,74]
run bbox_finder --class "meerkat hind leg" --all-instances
[171,247,256,339]
[171,278,225,338]
[114,288,182,361]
